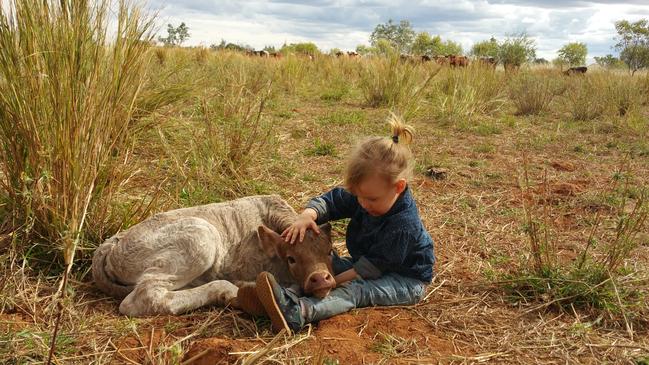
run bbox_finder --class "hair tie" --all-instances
[392,135,399,143]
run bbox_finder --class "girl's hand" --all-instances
[281,209,320,244]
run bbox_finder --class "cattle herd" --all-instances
[243,49,587,74]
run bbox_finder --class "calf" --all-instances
[92,195,335,317]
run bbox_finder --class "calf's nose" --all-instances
[309,271,335,288]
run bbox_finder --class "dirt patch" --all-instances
[114,326,167,364]
[184,307,461,364]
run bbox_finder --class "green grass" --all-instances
[306,139,337,156]
[317,110,366,126]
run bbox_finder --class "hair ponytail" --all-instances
[388,112,414,145]
[344,113,416,192]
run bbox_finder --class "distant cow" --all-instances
[347,51,359,58]
[433,55,448,65]
[563,66,587,75]
[478,57,497,69]
[270,52,283,59]
[92,195,336,317]
[448,55,469,67]
[421,55,432,62]
[335,51,345,57]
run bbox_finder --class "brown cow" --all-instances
[448,55,469,67]
[433,55,448,65]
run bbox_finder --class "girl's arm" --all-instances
[306,187,358,224]
[334,268,360,285]
[284,187,359,244]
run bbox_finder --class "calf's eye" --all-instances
[287,256,296,265]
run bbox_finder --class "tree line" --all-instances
[158,18,649,74]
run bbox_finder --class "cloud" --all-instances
[147,0,649,63]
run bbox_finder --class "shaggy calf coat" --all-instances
[92,195,305,316]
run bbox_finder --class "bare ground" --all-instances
[2,81,649,364]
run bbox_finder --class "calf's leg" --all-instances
[117,218,236,316]
[119,274,238,316]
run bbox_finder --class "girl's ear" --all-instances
[395,178,407,194]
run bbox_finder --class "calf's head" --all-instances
[258,224,335,298]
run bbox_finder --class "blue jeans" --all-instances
[296,253,427,324]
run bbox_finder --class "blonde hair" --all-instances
[344,113,415,193]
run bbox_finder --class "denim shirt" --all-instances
[306,186,435,283]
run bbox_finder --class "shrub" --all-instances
[562,75,607,121]
[0,0,170,268]
[509,72,563,115]
[603,75,645,117]
[430,66,506,123]
[359,54,437,118]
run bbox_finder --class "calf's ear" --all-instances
[319,223,332,239]
[258,225,285,258]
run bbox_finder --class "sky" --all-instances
[148,0,649,64]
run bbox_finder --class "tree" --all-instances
[263,45,277,53]
[471,37,499,59]
[498,32,536,70]
[280,42,320,56]
[552,57,567,69]
[356,44,373,55]
[412,32,462,56]
[440,39,463,56]
[411,32,437,55]
[369,19,416,53]
[556,42,587,67]
[614,19,649,75]
[158,22,190,46]
[534,58,549,64]
[209,39,227,51]
[594,54,625,69]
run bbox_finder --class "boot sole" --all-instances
[236,285,267,317]
[256,273,292,335]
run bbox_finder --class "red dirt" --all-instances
[183,307,462,364]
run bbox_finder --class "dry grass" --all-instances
[1,8,649,363]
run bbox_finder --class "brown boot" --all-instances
[234,284,267,317]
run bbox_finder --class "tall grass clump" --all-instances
[430,66,505,124]
[503,162,648,327]
[359,54,437,118]
[603,74,645,117]
[315,57,354,102]
[509,71,564,115]
[0,0,159,270]
[177,56,277,201]
[276,53,310,94]
[562,74,608,121]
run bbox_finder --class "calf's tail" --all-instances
[92,236,133,299]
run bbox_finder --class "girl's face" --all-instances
[355,176,407,216]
